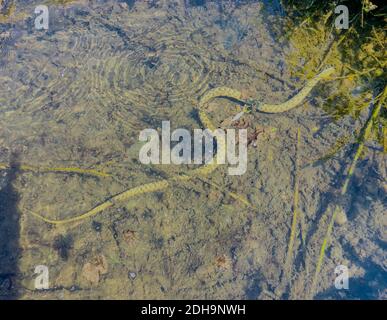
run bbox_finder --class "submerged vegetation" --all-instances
[280,0,386,147]
[278,0,386,298]
[0,0,15,23]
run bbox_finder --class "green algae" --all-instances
[280,0,386,147]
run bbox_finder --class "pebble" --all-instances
[92,221,102,232]
[119,3,129,10]
[335,209,348,225]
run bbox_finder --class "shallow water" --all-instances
[0,0,385,300]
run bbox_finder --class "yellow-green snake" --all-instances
[8,67,335,225]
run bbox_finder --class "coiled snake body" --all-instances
[22,67,335,225]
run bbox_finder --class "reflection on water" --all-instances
[0,0,385,300]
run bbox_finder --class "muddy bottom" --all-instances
[0,0,385,300]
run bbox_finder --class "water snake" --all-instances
[16,67,335,225]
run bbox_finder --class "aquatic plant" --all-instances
[0,0,15,23]
[311,85,386,297]
[280,0,386,147]
[284,127,301,279]
[278,0,386,298]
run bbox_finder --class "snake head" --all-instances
[231,102,253,122]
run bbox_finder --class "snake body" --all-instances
[0,163,110,177]
[198,67,335,114]
[19,67,335,225]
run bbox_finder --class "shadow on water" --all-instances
[315,242,387,300]
[0,153,21,300]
